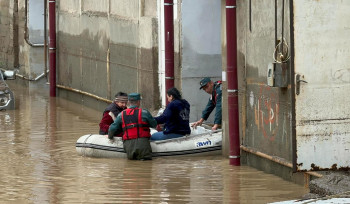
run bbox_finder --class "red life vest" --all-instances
[121,107,151,140]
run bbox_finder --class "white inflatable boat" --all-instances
[76,126,222,158]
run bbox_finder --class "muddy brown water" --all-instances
[0,81,308,203]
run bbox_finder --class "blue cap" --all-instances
[199,77,211,89]
[128,93,141,101]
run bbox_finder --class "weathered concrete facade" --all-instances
[1,0,221,118]
[0,0,18,70]
[0,0,46,80]
[221,0,302,181]
[3,0,349,185]
[180,0,222,123]
[57,0,160,111]
[293,0,350,171]
[225,0,350,180]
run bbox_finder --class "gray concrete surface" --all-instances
[302,171,350,200]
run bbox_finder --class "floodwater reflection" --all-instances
[0,81,308,203]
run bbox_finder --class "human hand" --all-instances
[106,135,114,143]
[156,124,162,132]
[191,119,204,129]
[212,124,219,131]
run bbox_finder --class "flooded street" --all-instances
[0,81,308,203]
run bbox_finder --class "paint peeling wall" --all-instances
[236,0,293,163]
[294,0,350,171]
[57,0,160,111]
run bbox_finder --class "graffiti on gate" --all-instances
[254,85,280,142]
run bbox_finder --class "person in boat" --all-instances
[151,87,191,141]
[108,93,157,160]
[99,92,128,135]
[192,77,222,131]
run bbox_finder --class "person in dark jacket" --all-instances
[99,92,128,135]
[192,77,222,131]
[151,87,191,140]
[108,93,157,160]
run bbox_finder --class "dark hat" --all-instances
[199,77,211,89]
[128,93,141,101]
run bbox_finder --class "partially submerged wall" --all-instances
[57,0,159,111]
[235,0,350,175]
[0,0,17,70]
[293,0,350,171]
[234,0,294,173]
[0,0,46,80]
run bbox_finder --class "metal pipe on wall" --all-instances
[289,0,297,173]
[49,0,56,97]
[13,0,19,69]
[15,72,48,81]
[44,0,48,81]
[164,0,174,104]
[241,145,292,168]
[226,0,240,166]
[56,85,112,104]
[240,145,323,178]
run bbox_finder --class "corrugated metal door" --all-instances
[294,0,350,171]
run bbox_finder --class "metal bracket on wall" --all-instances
[296,74,308,95]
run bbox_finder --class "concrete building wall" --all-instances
[231,0,350,175]
[17,0,25,74]
[220,0,229,158]
[0,0,44,79]
[0,0,17,70]
[25,0,45,79]
[157,0,181,107]
[57,0,159,112]
[294,0,350,171]
[27,0,44,44]
[0,0,46,80]
[181,0,222,123]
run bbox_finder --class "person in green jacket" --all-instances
[108,93,157,160]
[192,77,222,131]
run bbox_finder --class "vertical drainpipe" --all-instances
[49,0,56,97]
[13,0,19,69]
[226,0,240,166]
[164,0,174,105]
[44,0,48,81]
[289,0,297,173]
